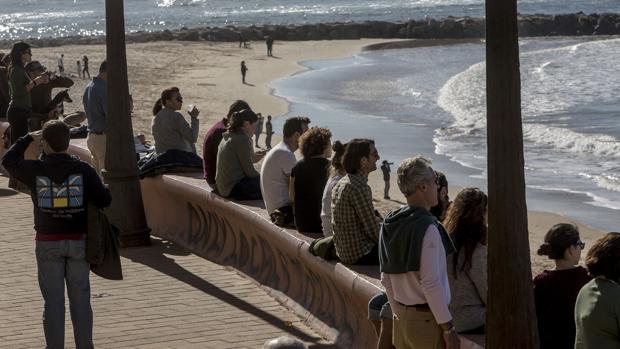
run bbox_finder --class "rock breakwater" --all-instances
[2,12,618,48]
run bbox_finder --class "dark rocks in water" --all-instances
[1,13,619,49]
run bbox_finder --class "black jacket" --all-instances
[2,134,111,235]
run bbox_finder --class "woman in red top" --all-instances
[534,223,591,349]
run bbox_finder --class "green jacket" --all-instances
[379,205,455,273]
[8,65,32,109]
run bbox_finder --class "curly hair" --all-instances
[585,232,620,281]
[299,127,332,158]
[442,188,488,275]
[536,223,580,260]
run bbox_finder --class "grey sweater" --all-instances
[151,107,199,154]
[215,130,259,197]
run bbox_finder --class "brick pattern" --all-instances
[0,175,334,348]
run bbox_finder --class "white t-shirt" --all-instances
[260,141,296,214]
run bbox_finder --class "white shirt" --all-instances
[381,224,453,324]
[260,141,296,214]
[320,174,342,237]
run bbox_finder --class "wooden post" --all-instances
[485,0,539,348]
[103,0,151,247]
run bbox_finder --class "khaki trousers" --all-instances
[87,133,106,175]
[392,304,446,349]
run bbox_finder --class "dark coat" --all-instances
[87,205,123,280]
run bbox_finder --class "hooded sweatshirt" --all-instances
[2,134,111,238]
[379,205,455,273]
[215,130,258,197]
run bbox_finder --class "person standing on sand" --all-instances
[381,160,394,199]
[265,115,273,149]
[82,56,90,79]
[380,156,460,349]
[254,113,264,148]
[2,120,112,349]
[266,36,274,57]
[57,54,64,75]
[241,61,248,84]
[76,60,82,79]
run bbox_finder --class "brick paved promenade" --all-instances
[0,174,334,348]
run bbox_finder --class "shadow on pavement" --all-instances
[120,237,324,344]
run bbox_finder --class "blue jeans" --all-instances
[36,239,93,349]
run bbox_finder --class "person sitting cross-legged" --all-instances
[331,138,381,265]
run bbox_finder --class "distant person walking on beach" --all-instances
[265,115,273,149]
[266,36,274,57]
[2,120,112,349]
[254,113,264,147]
[57,54,64,75]
[82,55,90,79]
[381,160,394,199]
[76,60,82,79]
[83,60,108,175]
[380,156,459,349]
[241,61,248,84]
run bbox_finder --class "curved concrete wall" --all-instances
[140,174,381,348]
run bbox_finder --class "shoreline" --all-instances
[41,38,607,273]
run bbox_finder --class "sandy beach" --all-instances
[14,38,606,274]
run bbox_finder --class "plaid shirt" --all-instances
[331,173,380,264]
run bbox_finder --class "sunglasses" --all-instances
[575,241,585,249]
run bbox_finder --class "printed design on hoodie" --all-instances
[36,174,84,209]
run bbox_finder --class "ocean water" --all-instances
[271,37,620,231]
[1,0,619,41]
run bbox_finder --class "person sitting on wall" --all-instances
[260,116,310,227]
[151,86,199,154]
[290,127,332,234]
[320,140,346,237]
[202,99,251,191]
[216,109,266,200]
[331,138,381,265]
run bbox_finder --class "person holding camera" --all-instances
[25,60,75,131]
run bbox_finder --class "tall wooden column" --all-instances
[485,0,539,348]
[103,0,151,247]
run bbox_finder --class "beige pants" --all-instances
[87,133,106,175]
[392,304,445,349]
